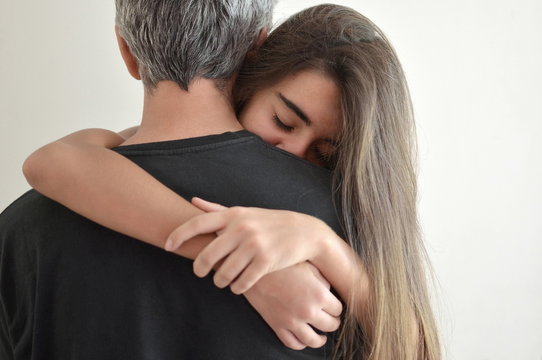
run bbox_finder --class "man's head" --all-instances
[115,0,275,91]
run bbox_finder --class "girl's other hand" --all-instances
[165,197,335,294]
[244,262,342,349]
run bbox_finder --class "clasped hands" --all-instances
[164,197,343,350]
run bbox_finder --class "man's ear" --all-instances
[246,28,268,60]
[115,26,141,80]
[256,28,268,48]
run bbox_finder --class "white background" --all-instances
[1,1,541,359]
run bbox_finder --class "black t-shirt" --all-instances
[0,131,343,360]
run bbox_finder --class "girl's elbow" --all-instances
[22,144,62,189]
[23,152,43,187]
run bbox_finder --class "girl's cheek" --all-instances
[261,127,282,146]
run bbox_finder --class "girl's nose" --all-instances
[277,139,310,159]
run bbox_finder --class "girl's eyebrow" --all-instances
[277,92,311,126]
[277,92,338,147]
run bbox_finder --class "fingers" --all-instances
[205,242,271,294]
[243,265,339,351]
[275,329,306,350]
[275,325,327,350]
[193,232,241,278]
[308,311,341,333]
[230,256,270,294]
[307,265,331,289]
[321,292,343,318]
[302,263,342,317]
[210,248,252,289]
[165,212,227,251]
[290,323,327,349]
[191,197,227,212]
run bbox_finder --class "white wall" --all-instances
[1,1,541,359]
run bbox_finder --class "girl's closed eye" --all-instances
[272,114,294,132]
[313,147,333,168]
[314,142,339,168]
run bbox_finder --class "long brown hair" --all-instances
[235,4,440,359]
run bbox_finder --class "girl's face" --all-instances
[238,70,341,167]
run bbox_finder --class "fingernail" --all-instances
[164,239,173,251]
[230,286,241,295]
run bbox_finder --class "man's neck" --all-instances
[123,79,243,145]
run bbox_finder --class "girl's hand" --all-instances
[244,262,342,350]
[165,197,334,294]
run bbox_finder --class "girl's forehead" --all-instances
[271,70,341,130]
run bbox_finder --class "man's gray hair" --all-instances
[115,0,276,90]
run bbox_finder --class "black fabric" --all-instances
[0,130,343,360]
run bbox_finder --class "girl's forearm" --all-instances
[312,231,370,324]
[22,129,368,314]
[23,129,214,260]
[21,128,349,347]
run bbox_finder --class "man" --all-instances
[0,1,343,359]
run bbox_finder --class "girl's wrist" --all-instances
[310,225,369,311]
[310,221,343,270]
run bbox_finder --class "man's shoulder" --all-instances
[1,190,66,222]
[111,130,341,234]
[113,130,331,178]
[0,190,88,243]
[1,190,54,225]
[0,190,70,275]
[113,130,259,156]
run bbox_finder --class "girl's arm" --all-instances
[168,198,370,324]
[117,126,139,140]
[22,128,342,348]
[23,128,214,259]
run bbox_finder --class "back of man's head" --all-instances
[115,0,275,91]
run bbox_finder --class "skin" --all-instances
[23,30,369,351]
[238,70,341,167]
[164,71,367,303]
